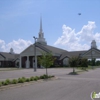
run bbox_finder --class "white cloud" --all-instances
[0,39,32,53]
[0,40,5,50]
[54,21,100,51]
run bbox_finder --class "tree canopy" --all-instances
[38,52,55,76]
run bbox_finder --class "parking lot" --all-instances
[0,68,100,100]
[0,68,73,81]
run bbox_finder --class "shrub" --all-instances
[1,81,9,85]
[40,74,48,79]
[11,79,18,84]
[3,81,9,85]
[30,77,34,81]
[69,57,78,73]
[35,76,40,80]
[43,74,48,79]
[0,75,55,87]
[81,58,88,68]
[26,78,30,82]
[5,79,11,84]
[0,82,2,87]
[18,78,24,83]
[2,81,5,85]
[33,77,38,81]
[21,77,26,82]
[40,75,44,79]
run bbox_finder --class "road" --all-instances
[0,68,100,100]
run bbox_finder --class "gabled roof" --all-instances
[82,48,100,56]
[35,43,50,53]
[0,53,6,59]
[69,51,87,57]
[0,52,19,61]
[20,43,50,55]
[20,45,32,54]
[42,44,67,54]
[27,42,67,55]
[59,50,86,60]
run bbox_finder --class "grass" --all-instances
[67,67,89,75]
[76,66,96,71]
[0,68,22,71]
[88,65,100,69]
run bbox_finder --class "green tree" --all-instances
[88,60,91,66]
[69,57,78,73]
[38,52,55,76]
[81,58,88,70]
[92,58,96,66]
[95,60,100,66]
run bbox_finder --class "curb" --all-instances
[0,77,57,91]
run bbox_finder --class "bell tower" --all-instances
[91,40,97,49]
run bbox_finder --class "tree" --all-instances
[69,57,78,73]
[38,52,55,76]
[88,60,91,66]
[92,58,96,66]
[81,58,88,70]
[95,60,100,66]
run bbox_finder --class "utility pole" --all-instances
[33,36,37,72]
[91,48,93,69]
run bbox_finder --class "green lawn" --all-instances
[0,68,22,71]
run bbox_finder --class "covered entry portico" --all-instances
[19,44,45,68]
[81,40,100,60]
[20,56,35,68]
[82,48,100,59]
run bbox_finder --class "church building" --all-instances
[0,18,100,68]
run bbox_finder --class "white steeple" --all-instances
[36,16,47,45]
[39,16,44,38]
[91,40,97,49]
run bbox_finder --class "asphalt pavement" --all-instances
[0,68,100,100]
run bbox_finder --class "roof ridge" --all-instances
[44,45,67,51]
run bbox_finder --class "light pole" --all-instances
[33,36,37,72]
[91,48,93,69]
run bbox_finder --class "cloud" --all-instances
[0,40,6,50]
[54,21,100,51]
[78,21,96,42]
[0,39,32,53]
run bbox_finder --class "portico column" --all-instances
[19,56,22,68]
[26,56,29,68]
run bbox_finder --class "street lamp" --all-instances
[33,36,37,72]
[91,48,94,69]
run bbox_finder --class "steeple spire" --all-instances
[39,16,44,38]
[40,16,42,33]
[36,16,47,45]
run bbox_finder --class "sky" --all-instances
[0,0,100,53]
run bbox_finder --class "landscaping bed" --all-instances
[0,75,54,88]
